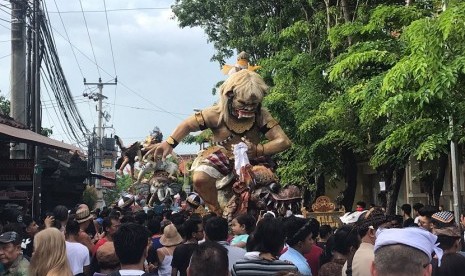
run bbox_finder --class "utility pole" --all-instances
[443,0,461,224]
[10,0,28,159]
[32,0,42,220]
[84,77,117,208]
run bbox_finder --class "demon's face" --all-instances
[229,92,261,119]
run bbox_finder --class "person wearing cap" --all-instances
[371,227,441,276]
[156,224,182,276]
[75,205,96,254]
[432,226,462,274]
[428,210,462,275]
[0,231,29,275]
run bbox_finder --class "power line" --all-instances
[0,7,12,16]
[47,7,171,13]
[51,0,85,78]
[0,22,9,30]
[41,70,78,144]
[102,0,117,77]
[39,7,90,145]
[0,17,10,23]
[0,53,11,60]
[102,0,118,126]
[78,0,100,77]
[109,102,190,116]
[48,25,185,121]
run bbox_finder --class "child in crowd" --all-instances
[230,214,256,248]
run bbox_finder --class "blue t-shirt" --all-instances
[280,246,312,276]
[231,234,249,246]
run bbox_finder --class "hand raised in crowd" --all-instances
[44,215,54,228]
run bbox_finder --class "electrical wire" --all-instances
[0,22,9,29]
[41,69,79,143]
[0,7,12,16]
[102,0,116,77]
[0,53,11,60]
[51,0,85,78]
[42,1,90,139]
[78,0,100,77]
[38,6,90,147]
[47,7,171,13]
[42,93,67,143]
[102,0,118,126]
[49,25,185,121]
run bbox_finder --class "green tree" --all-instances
[328,2,465,211]
[0,93,53,137]
[103,174,133,206]
[172,0,464,212]
[0,95,10,115]
[82,185,98,209]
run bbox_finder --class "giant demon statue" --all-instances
[155,69,292,215]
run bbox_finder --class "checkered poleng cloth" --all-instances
[205,149,231,176]
[432,211,454,224]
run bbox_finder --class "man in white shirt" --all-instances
[65,220,90,276]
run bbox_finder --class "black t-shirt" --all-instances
[23,237,34,259]
[171,243,198,276]
[403,217,415,228]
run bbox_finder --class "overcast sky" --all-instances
[0,0,234,154]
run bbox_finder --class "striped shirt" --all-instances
[231,259,298,276]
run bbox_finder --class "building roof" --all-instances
[0,114,81,152]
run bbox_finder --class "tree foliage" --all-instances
[172,0,465,209]
[0,94,10,115]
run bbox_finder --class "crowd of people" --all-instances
[0,201,465,276]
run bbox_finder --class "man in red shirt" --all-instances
[93,215,121,255]
[304,238,323,276]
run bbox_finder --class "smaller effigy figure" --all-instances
[221,51,261,76]
[133,127,179,185]
[115,135,141,180]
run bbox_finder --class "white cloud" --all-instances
[0,0,239,155]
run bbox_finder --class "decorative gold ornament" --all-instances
[225,117,255,135]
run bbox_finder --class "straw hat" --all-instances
[75,207,93,224]
[159,224,182,247]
